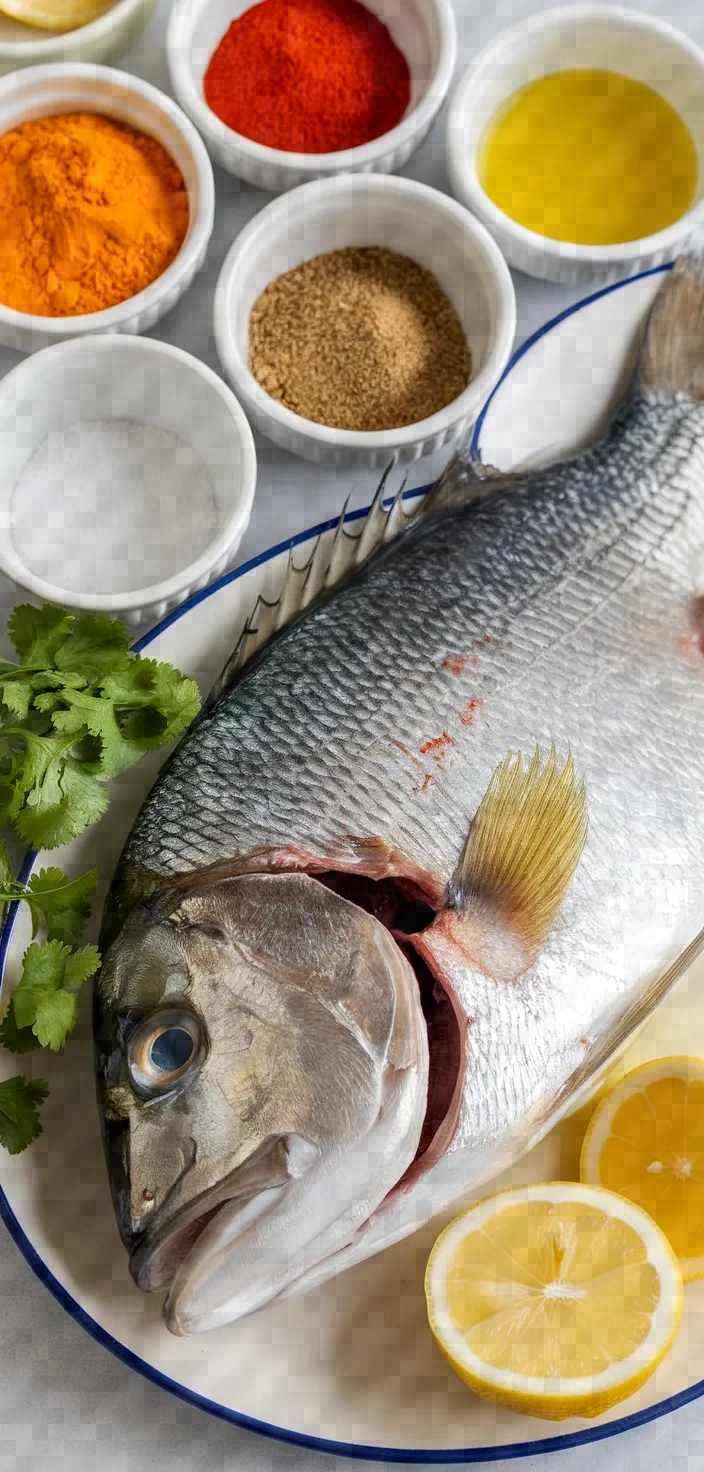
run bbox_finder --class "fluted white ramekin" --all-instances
[0,336,257,626]
[214,173,516,468]
[0,0,156,73]
[167,0,456,192]
[446,5,704,287]
[0,64,215,353]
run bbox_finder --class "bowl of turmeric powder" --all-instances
[0,62,215,352]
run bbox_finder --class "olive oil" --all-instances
[478,69,698,246]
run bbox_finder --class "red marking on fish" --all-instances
[419,733,453,756]
[443,654,471,676]
[460,698,484,726]
[391,738,411,757]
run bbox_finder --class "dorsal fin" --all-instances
[214,465,419,693]
[214,445,514,696]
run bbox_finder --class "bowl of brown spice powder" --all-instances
[213,174,516,466]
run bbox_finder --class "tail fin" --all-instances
[640,243,704,401]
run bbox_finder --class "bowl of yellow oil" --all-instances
[446,4,704,285]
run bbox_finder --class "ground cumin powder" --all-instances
[248,247,472,432]
[0,113,189,317]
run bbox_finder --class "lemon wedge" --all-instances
[0,0,111,31]
[425,1182,682,1421]
[581,1056,704,1281]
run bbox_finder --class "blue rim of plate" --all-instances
[0,259,693,1466]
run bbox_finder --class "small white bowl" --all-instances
[213,173,516,468]
[0,335,257,626]
[446,4,704,287]
[167,0,456,192]
[0,0,156,73]
[0,63,215,353]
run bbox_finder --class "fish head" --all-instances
[94,871,427,1331]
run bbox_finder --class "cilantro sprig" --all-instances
[0,602,202,1154]
[0,603,200,849]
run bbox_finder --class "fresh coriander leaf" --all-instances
[64,944,100,990]
[104,658,201,750]
[33,989,79,1051]
[8,604,74,668]
[0,1008,42,1053]
[52,613,133,680]
[0,836,12,889]
[25,867,98,944]
[12,940,68,1030]
[14,751,110,849]
[46,689,135,781]
[0,1076,49,1153]
[0,675,33,721]
[12,940,99,1048]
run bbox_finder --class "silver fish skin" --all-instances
[96,254,704,1333]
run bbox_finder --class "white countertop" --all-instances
[3,0,704,1466]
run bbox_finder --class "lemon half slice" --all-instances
[0,0,111,31]
[425,1182,682,1421]
[581,1056,704,1281]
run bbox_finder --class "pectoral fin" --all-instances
[416,745,588,986]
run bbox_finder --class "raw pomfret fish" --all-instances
[95,253,704,1334]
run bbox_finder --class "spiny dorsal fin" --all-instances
[456,745,588,955]
[215,465,419,691]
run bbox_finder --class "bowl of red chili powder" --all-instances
[167,0,456,191]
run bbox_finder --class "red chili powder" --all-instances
[203,0,411,154]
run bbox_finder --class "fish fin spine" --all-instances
[456,744,588,957]
[216,464,418,688]
[640,250,704,402]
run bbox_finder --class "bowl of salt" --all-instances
[0,334,257,625]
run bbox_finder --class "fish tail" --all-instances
[639,240,704,401]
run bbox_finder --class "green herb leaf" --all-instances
[103,657,202,749]
[0,674,34,722]
[7,604,74,668]
[52,613,133,680]
[12,939,68,1030]
[14,750,110,849]
[12,939,99,1049]
[25,866,98,944]
[63,944,100,991]
[0,1008,43,1053]
[0,1075,49,1154]
[32,989,79,1051]
[0,836,12,889]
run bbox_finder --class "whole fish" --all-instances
[95,253,704,1335]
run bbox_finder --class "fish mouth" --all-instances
[129,1134,305,1296]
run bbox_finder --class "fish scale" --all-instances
[96,255,704,1331]
[118,396,699,914]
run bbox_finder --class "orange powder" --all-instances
[0,112,190,317]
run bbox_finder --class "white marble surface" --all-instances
[3,0,704,1466]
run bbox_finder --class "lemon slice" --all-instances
[0,0,111,31]
[581,1056,704,1281]
[425,1182,682,1421]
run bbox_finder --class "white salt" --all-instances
[11,418,220,595]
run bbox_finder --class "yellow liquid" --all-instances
[478,69,698,246]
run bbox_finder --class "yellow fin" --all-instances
[458,745,588,953]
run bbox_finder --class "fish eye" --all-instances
[127,1008,204,1099]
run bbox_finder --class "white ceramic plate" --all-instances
[4,263,704,1463]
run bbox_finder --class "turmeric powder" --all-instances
[0,112,189,317]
